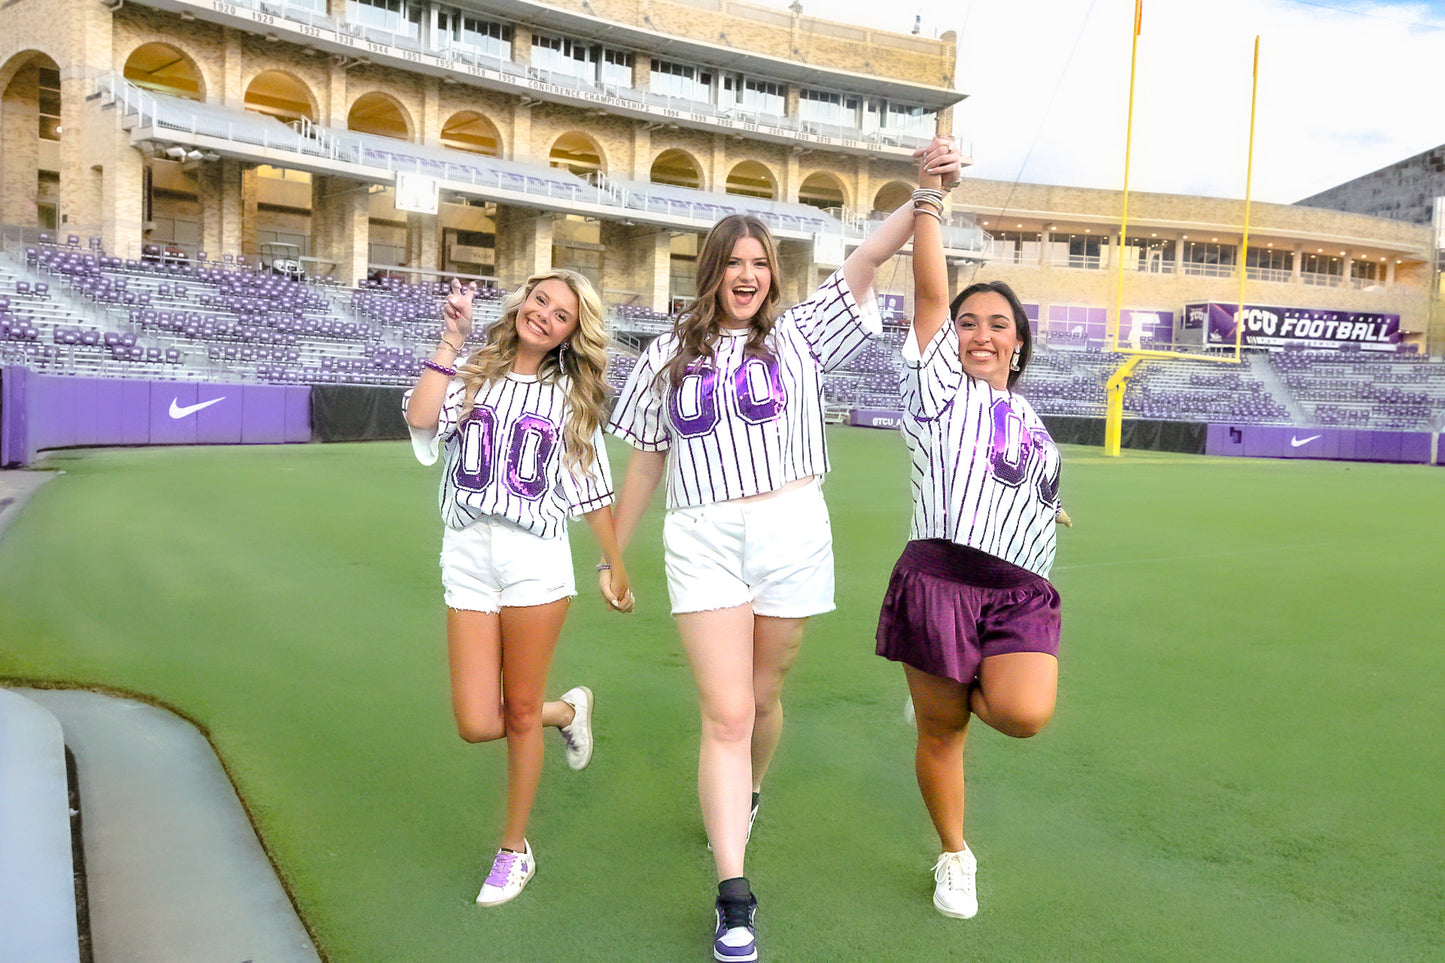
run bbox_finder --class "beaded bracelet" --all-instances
[595,561,611,571]
[423,359,457,377]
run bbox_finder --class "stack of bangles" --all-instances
[424,338,464,377]
[912,188,945,222]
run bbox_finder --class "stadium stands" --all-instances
[6,239,1444,430]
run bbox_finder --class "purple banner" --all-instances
[1044,305,1173,345]
[850,408,904,430]
[1193,302,1401,351]
[1205,424,1431,464]
[1,368,312,467]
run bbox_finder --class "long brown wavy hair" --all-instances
[660,214,781,390]
[458,269,610,478]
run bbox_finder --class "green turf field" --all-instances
[2,431,1442,962]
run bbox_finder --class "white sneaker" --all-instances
[932,847,978,919]
[476,840,535,906]
[558,686,594,770]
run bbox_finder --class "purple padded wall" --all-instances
[0,368,312,466]
[1206,424,1431,464]
[849,408,905,429]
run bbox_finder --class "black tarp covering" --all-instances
[1040,415,1206,454]
[310,385,410,442]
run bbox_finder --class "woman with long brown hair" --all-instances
[607,137,963,962]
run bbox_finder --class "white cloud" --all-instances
[756,0,1445,202]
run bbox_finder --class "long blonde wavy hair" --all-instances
[457,269,610,478]
[659,214,781,390]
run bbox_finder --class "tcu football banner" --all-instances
[1191,302,1401,350]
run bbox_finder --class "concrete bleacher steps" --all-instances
[3,689,320,963]
[0,688,82,963]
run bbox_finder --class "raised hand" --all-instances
[914,135,963,191]
[442,278,478,344]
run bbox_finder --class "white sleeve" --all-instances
[606,340,671,451]
[404,380,466,466]
[783,268,882,372]
[900,320,963,421]
[560,423,616,516]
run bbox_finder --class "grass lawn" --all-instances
[2,429,1442,962]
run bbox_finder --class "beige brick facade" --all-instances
[0,0,1435,351]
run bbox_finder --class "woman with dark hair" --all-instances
[875,154,1069,921]
[608,137,963,962]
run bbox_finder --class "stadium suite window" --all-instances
[532,34,595,82]
[1046,234,1105,270]
[1182,240,1236,278]
[1350,260,1379,282]
[1301,254,1343,286]
[436,9,511,58]
[651,60,713,103]
[1123,236,1175,273]
[348,0,422,39]
[800,89,860,127]
[883,101,932,138]
[724,75,784,116]
[989,231,1042,266]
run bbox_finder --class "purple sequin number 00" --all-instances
[669,357,785,438]
[988,399,1060,505]
[454,407,559,501]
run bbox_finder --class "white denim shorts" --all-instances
[663,478,834,618]
[440,516,576,613]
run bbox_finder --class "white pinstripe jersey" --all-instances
[405,372,613,539]
[608,269,880,509]
[900,321,1062,578]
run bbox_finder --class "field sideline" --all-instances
[2,429,1442,962]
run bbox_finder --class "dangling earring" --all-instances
[557,341,570,366]
[1009,348,1021,371]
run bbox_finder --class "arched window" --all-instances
[725,161,775,199]
[549,132,604,179]
[798,171,847,211]
[123,43,204,100]
[872,181,911,217]
[244,71,317,124]
[348,92,412,140]
[441,111,502,156]
[1,52,63,231]
[650,149,702,190]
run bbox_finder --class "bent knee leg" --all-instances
[502,697,544,737]
[992,703,1054,738]
[455,712,505,743]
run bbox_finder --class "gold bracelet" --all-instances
[437,339,462,354]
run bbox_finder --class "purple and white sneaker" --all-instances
[475,840,534,906]
[713,893,758,962]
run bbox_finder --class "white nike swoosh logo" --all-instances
[1290,434,1322,447]
[169,396,227,419]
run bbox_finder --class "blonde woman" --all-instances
[405,272,633,906]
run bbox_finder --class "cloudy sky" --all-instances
[760,0,1445,204]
